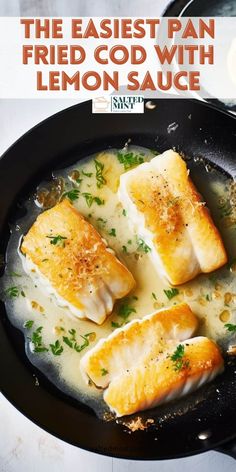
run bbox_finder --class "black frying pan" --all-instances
[0,99,236,460]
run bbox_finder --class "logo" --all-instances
[92,95,144,113]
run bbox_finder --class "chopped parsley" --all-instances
[94,159,106,188]
[122,245,128,253]
[111,303,136,328]
[117,151,144,170]
[111,321,122,328]
[97,217,107,225]
[63,329,95,353]
[170,344,190,371]
[137,238,151,254]
[101,368,109,376]
[63,189,80,201]
[5,286,20,298]
[82,170,93,177]
[63,336,73,348]
[108,228,116,237]
[164,288,179,300]
[225,323,236,333]
[49,340,64,356]
[46,234,67,247]
[152,292,157,300]
[205,294,212,302]
[82,193,104,208]
[24,320,34,329]
[122,209,127,216]
[30,327,48,353]
[119,303,136,320]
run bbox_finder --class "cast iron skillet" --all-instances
[0,99,236,460]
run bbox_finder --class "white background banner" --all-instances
[0,17,235,100]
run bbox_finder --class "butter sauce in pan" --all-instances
[1,145,236,420]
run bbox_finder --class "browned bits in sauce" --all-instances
[219,309,230,323]
[31,300,44,313]
[69,169,80,183]
[184,288,193,297]
[214,282,222,291]
[224,292,233,305]
[35,177,64,209]
[87,332,96,342]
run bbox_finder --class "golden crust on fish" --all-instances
[80,303,198,388]
[104,337,224,417]
[119,150,227,285]
[21,199,135,324]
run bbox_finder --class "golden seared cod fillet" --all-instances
[104,337,224,417]
[80,303,198,388]
[118,150,227,285]
[21,199,135,324]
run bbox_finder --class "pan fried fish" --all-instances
[21,199,135,324]
[118,150,227,285]
[80,303,198,388]
[104,336,224,417]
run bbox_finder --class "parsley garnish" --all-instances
[63,336,73,348]
[205,294,212,302]
[49,340,64,356]
[82,170,93,177]
[122,245,128,253]
[46,234,67,247]
[9,271,22,277]
[137,238,151,254]
[111,303,136,328]
[101,368,109,376]
[94,159,106,188]
[119,304,136,320]
[111,321,121,328]
[117,151,144,170]
[63,189,80,201]
[24,320,34,329]
[97,217,107,226]
[82,193,104,208]
[109,228,116,237]
[5,286,20,298]
[122,209,127,216]
[152,292,157,300]
[170,344,190,371]
[164,288,179,300]
[31,327,48,353]
[225,323,236,333]
[63,329,95,353]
